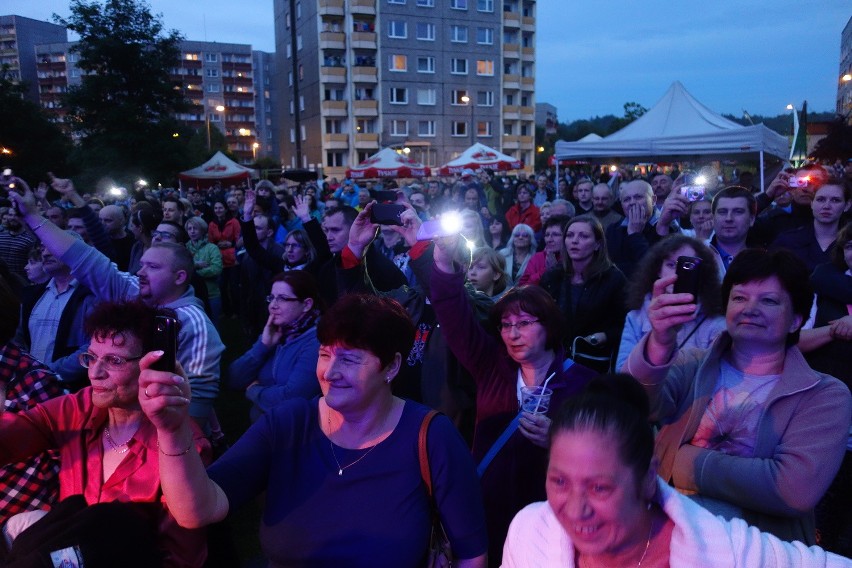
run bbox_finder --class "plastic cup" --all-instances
[520,386,552,414]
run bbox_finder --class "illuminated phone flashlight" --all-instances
[108,187,124,197]
[694,175,707,185]
[609,165,617,172]
[439,211,462,234]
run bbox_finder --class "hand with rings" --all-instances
[137,351,192,434]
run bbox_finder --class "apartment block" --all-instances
[838,15,852,119]
[0,15,67,104]
[274,0,536,176]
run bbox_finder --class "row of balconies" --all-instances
[321,99,379,117]
[320,65,378,83]
[319,0,375,16]
[320,31,379,50]
[324,132,380,149]
[502,135,534,149]
[502,74,535,90]
[502,44,536,61]
[503,13,536,30]
[501,105,536,120]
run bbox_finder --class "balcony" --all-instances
[504,12,521,28]
[320,31,346,50]
[323,133,349,149]
[354,133,379,148]
[522,16,536,31]
[521,76,535,90]
[518,135,534,146]
[502,135,520,149]
[520,105,534,120]
[322,100,347,116]
[353,99,378,116]
[352,66,377,83]
[319,0,345,16]
[320,66,346,83]
[503,74,520,89]
[503,105,520,120]
[351,31,377,49]
[521,47,535,61]
[503,43,520,59]
[351,0,376,15]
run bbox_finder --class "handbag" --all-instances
[418,410,453,568]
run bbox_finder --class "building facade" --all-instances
[838,15,852,120]
[0,15,67,104]
[273,0,536,176]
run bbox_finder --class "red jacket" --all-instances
[208,217,241,267]
[504,203,541,232]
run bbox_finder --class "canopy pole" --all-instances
[759,151,765,191]
[555,161,560,187]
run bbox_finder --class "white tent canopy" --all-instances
[179,151,257,186]
[554,82,789,186]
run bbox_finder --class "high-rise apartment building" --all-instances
[273,0,536,176]
[0,15,67,104]
[31,37,273,165]
[838,15,852,120]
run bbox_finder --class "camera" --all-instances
[679,185,706,202]
[787,175,810,188]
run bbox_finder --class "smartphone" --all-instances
[679,185,706,202]
[370,203,405,226]
[150,315,178,373]
[415,213,463,241]
[673,256,702,299]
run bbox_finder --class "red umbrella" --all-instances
[346,148,431,179]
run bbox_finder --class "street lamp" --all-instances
[252,142,259,161]
[842,74,852,83]
[206,103,225,152]
[460,94,474,145]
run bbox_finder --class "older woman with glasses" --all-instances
[0,300,210,567]
[228,271,323,421]
[500,223,536,286]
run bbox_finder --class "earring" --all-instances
[385,375,392,384]
[646,501,652,511]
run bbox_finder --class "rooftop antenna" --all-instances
[742,109,754,125]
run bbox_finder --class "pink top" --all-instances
[0,388,211,568]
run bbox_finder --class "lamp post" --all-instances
[252,142,259,161]
[461,94,474,146]
[206,104,225,152]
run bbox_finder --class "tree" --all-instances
[809,116,852,162]
[0,65,73,185]
[54,0,192,189]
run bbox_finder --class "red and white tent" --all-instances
[346,148,431,179]
[438,143,524,175]
[179,151,257,188]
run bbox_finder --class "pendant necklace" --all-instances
[103,425,133,454]
[326,403,389,476]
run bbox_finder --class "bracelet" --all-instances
[157,438,193,457]
[31,217,49,232]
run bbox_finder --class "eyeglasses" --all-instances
[266,294,302,304]
[151,230,177,241]
[78,352,143,370]
[499,319,540,332]
[283,242,302,250]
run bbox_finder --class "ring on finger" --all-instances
[144,386,152,399]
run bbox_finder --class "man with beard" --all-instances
[8,179,223,432]
[0,207,38,285]
[16,240,95,388]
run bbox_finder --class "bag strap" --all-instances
[419,409,440,499]
[476,357,574,477]
[676,314,707,351]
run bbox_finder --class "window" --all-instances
[450,0,467,9]
[416,0,434,5]
[206,84,220,93]
[355,87,375,100]
[417,56,435,73]
[520,124,529,136]
[205,53,218,63]
[210,114,222,123]
[450,58,468,75]
[416,22,435,40]
[476,121,492,136]
[326,119,343,134]
[416,88,436,105]
[503,123,514,135]
[520,95,529,106]
[418,120,436,137]
[388,20,407,38]
[327,151,345,167]
[477,90,494,106]
[477,0,493,11]
[476,60,494,76]
[505,93,514,105]
[356,119,376,133]
[451,121,468,136]
[390,120,408,136]
[389,54,407,72]
[450,25,468,42]
[206,69,219,78]
[324,88,344,101]
[388,0,406,3]
[390,87,408,104]
[476,27,493,44]
[451,90,470,105]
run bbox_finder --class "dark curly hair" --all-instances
[625,235,723,314]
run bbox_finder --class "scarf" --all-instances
[280,308,320,346]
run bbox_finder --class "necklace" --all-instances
[580,513,654,568]
[103,425,133,454]
[325,403,390,476]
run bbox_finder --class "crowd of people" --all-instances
[0,158,851,567]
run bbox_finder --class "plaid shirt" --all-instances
[0,342,68,523]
